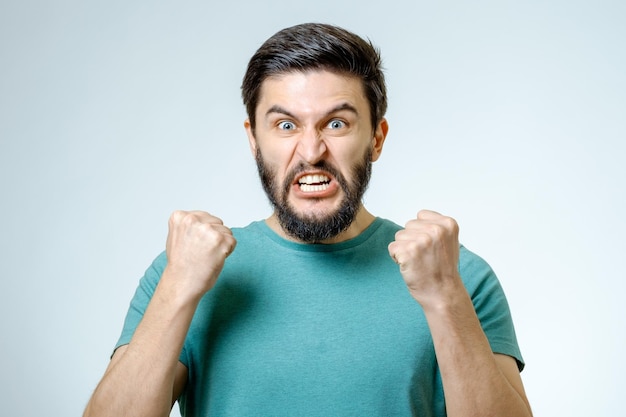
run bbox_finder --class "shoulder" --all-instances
[459,245,494,277]
[376,217,403,232]
[369,217,403,242]
[457,247,512,313]
[231,220,267,240]
[458,245,505,297]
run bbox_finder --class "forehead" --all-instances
[256,70,368,116]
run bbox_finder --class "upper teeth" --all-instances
[299,174,329,185]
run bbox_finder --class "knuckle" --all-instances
[404,219,417,229]
[416,231,435,247]
[198,222,218,238]
[442,216,458,231]
[405,239,422,254]
[429,224,444,239]
[169,210,188,228]
[170,210,183,222]
[182,212,200,227]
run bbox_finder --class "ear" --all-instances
[370,118,389,162]
[244,119,257,157]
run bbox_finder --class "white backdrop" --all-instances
[1,1,624,416]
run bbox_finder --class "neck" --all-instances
[266,206,376,244]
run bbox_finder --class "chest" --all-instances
[183,253,439,413]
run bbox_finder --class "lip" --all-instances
[291,170,340,199]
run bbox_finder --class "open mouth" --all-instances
[297,174,331,192]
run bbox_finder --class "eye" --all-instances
[278,121,296,131]
[327,119,346,129]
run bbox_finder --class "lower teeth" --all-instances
[301,183,329,192]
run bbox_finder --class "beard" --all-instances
[255,147,373,243]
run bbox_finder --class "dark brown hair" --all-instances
[241,23,387,132]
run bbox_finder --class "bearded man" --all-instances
[84,23,532,417]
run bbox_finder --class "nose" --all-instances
[296,127,327,165]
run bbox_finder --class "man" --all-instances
[84,23,532,416]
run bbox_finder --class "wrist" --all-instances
[409,277,471,314]
[158,266,209,307]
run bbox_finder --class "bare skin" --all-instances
[84,70,532,417]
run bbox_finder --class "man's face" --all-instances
[245,70,386,243]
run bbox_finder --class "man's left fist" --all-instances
[388,210,463,307]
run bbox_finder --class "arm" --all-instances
[388,210,532,417]
[83,211,236,417]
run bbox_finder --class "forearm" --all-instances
[84,271,199,417]
[421,287,532,417]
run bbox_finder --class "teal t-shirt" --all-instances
[116,218,523,416]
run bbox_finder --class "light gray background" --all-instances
[1,1,624,416]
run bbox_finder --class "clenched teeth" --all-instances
[298,174,330,192]
[298,174,330,185]
[300,183,330,192]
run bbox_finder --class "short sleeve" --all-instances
[114,251,168,352]
[459,246,525,371]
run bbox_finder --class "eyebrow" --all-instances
[265,102,359,120]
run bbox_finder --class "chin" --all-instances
[291,201,342,220]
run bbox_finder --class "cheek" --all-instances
[334,142,372,167]
[257,145,294,183]
[264,140,297,163]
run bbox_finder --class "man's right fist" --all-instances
[163,210,237,298]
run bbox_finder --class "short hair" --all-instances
[241,23,387,132]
